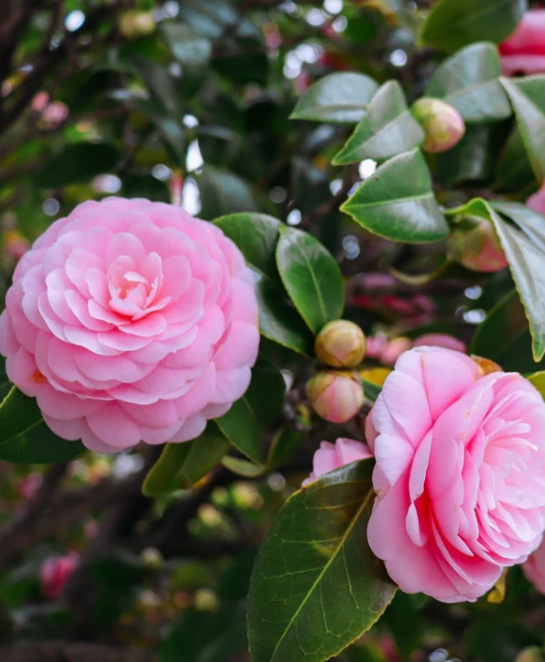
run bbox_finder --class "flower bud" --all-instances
[411,97,466,153]
[306,371,364,423]
[447,220,508,273]
[315,320,366,368]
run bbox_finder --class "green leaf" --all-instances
[332,81,424,165]
[162,24,212,66]
[0,421,84,464]
[253,271,314,356]
[0,387,84,463]
[382,592,422,659]
[142,442,193,497]
[290,73,379,123]
[36,143,120,188]
[341,150,449,244]
[425,42,512,123]
[452,198,545,361]
[493,126,536,193]
[247,460,397,662]
[436,124,498,187]
[470,290,545,372]
[199,167,257,220]
[123,174,170,202]
[421,0,527,54]
[0,387,42,443]
[500,75,545,183]
[276,227,344,334]
[178,0,256,39]
[216,357,285,463]
[214,213,282,281]
[267,427,305,470]
[132,98,185,167]
[179,424,231,487]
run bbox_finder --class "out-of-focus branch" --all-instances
[0,642,157,662]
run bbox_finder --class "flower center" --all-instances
[106,254,165,320]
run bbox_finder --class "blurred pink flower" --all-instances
[523,538,545,594]
[41,552,79,599]
[413,333,466,353]
[0,198,259,453]
[527,181,545,216]
[499,10,545,75]
[367,346,545,602]
[303,437,373,486]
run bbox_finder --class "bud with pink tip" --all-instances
[411,97,466,153]
[40,552,79,600]
[447,219,508,273]
[306,371,364,423]
[315,320,366,368]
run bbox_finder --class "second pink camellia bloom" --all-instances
[366,346,545,603]
[0,197,260,453]
[499,9,545,76]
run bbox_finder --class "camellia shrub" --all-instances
[4,1,545,662]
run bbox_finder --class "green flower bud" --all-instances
[412,97,465,154]
[315,320,366,368]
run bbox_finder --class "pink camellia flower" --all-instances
[413,333,466,353]
[523,539,545,594]
[0,197,259,453]
[499,10,545,76]
[366,346,545,603]
[41,552,79,599]
[303,437,373,486]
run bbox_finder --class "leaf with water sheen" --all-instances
[248,460,396,662]
[341,150,449,244]
[425,42,511,122]
[332,81,424,164]
[276,227,344,334]
[290,73,379,123]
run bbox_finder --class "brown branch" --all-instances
[0,642,157,662]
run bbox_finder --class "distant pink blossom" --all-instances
[499,10,545,75]
[41,552,79,599]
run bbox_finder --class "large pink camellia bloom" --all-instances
[366,346,545,603]
[499,10,545,76]
[0,197,259,453]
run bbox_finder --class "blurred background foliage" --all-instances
[0,0,543,661]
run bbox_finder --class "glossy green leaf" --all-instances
[36,143,120,188]
[341,150,449,244]
[332,81,424,165]
[276,227,344,334]
[216,357,285,463]
[436,124,498,187]
[162,24,212,66]
[131,56,181,115]
[493,126,536,193]
[178,0,256,39]
[0,387,42,443]
[199,167,257,220]
[267,427,305,471]
[248,460,397,662]
[290,73,379,123]
[142,442,194,497]
[0,421,85,464]
[500,75,545,183]
[253,271,314,356]
[421,0,527,53]
[180,424,231,487]
[452,198,545,361]
[214,213,282,281]
[470,290,544,372]
[492,201,545,251]
[425,42,511,122]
